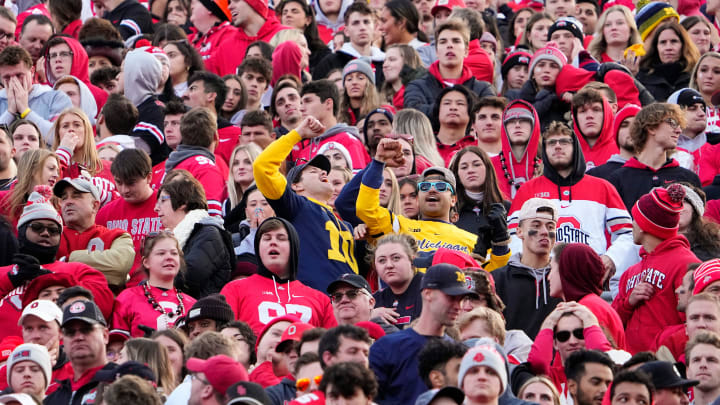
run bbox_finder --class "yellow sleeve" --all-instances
[356,183,394,237]
[483,250,512,272]
[253,130,302,200]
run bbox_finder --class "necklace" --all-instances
[499,152,540,189]
[142,282,185,318]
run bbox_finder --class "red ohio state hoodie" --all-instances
[572,95,619,170]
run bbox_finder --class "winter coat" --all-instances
[313,43,385,86]
[173,210,234,298]
[44,363,116,405]
[636,62,691,102]
[103,0,153,39]
[404,61,495,117]
[266,377,297,405]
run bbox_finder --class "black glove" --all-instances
[473,224,492,256]
[8,254,51,287]
[487,203,510,244]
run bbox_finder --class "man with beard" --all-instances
[507,121,636,296]
[369,263,479,404]
[0,187,113,341]
[361,108,393,157]
[566,350,615,405]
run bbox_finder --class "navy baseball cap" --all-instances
[420,263,479,297]
[61,300,106,327]
[95,361,157,383]
[638,361,699,389]
[287,154,331,184]
[327,273,372,294]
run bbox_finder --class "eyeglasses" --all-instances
[48,51,74,60]
[62,325,97,337]
[191,373,210,385]
[546,138,573,147]
[385,133,414,144]
[554,328,584,342]
[663,118,680,129]
[418,181,454,194]
[29,222,61,236]
[330,289,364,303]
[0,31,12,41]
[296,375,322,391]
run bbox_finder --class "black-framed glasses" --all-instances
[554,328,584,342]
[0,31,12,41]
[546,138,573,147]
[418,181,454,194]
[29,222,61,236]
[330,289,363,303]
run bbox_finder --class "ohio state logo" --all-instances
[69,301,85,313]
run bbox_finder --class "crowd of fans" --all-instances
[0,0,717,403]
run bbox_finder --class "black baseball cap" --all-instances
[638,361,699,389]
[61,300,106,327]
[226,381,272,405]
[287,154,332,184]
[420,263,479,297]
[667,88,706,108]
[415,386,465,405]
[95,361,157,383]
[327,273,371,294]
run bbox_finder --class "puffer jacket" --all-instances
[174,210,234,298]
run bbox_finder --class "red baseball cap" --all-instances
[431,0,466,16]
[275,322,314,353]
[255,315,301,352]
[186,355,248,394]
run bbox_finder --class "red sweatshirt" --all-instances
[0,261,113,340]
[465,39,494,84]
[612,236,700,354]
[220,274,337,337]
[572,96,619,170]
[189,21,237,62]
[96,194,161,287]
[579,294,626,350]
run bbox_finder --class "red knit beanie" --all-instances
[240,0,268,18]
[693,259,720,294]
[632,184,686,239]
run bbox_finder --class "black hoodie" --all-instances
[253,217,300,282]
[541,131,586,203]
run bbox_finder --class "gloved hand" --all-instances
[473,224,492,256]
[487,203,510,244]
[8,254,51,287]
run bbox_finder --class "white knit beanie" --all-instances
[7,343,52,390]
[16,185,62,232]
[458,344,508,393]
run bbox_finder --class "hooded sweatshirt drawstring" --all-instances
[271,275,292,303]
[529,268,549,309]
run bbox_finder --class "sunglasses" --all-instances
[330,289,364,303]
[418,181,454,194]
[29,222,61,236]
[62,325,98,337]
[296,375,322,392]
[554,328,584,342]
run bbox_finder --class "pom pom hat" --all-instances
[693,259,720,294]
[635,2,679,41]
[17,185,62,231]
[632,184,686,239]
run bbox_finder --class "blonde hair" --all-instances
[270,29,305,47]
[587,6,642,61]
[457,307,506,345]
[53,108,103,175]
[393,109,444,167]
[689,51,720,95]
[123,338,178,395]
[366,233,419,267]
[8,149,59,221]
[518,376,562,405]
[383,167,402,214]
[227,143,262,209]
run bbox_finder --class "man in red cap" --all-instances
[204,0,289,75]
[188,0,236,62]
[612,184,701,354]
[187,354,248,405]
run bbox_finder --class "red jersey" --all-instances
[96,194,162,287]
[220,274,337,336]
[0,261,113,340]
[113,284,197,337]
[612,236,700,354]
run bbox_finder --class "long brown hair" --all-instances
[339,75,380,125]
[449,146,505,214]
[53,108,103,175]
[8,149,59,221]
[123,338,178,395]
[640,20,700,73]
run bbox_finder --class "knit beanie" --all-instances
[680,184,705,217]
[198,0,232,21]
[612,104,641,144]
[342,58,376,86]
[317,141,354,170]
[17,185,62,232]
[135,39,170,68]
[241,0,268,18]
[693,259,720,294]
[631,183,685,239]
[7,344,52,390]
[186,294,235,324]
[529,44,567,77]
[504,103,535,125]
[480,32,498,53]
[547,17,584,41]
[82,38,125,67]
[635,2,679,41]
[501,50,531,79]
[458,344,508,393]
[362,107,394,137]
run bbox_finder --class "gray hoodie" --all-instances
[123,49,162,107]
[53,75,98,125]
